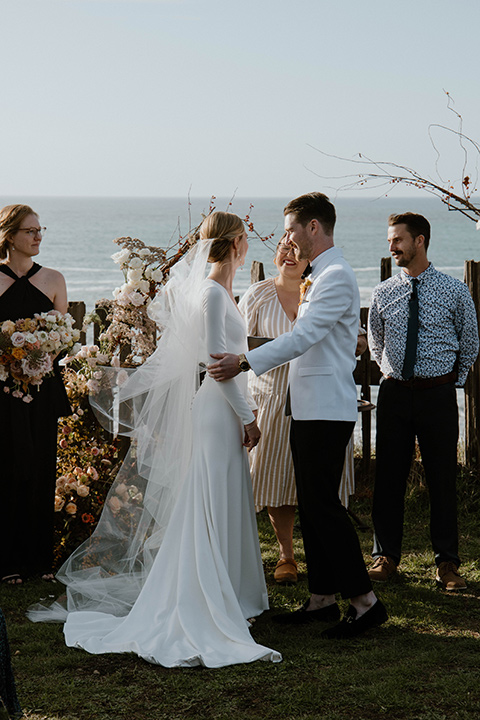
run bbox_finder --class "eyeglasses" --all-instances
[277,242,296,254]
[19,227,46,238]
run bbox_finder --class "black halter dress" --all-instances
[0,263,71,578]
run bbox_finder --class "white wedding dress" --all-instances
[63,279,281,668]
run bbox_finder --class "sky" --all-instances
[2,0,480,198]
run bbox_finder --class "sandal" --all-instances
[1,574,23,585]
[41,572,56,582]
[274,558,298,585]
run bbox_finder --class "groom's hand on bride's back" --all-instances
[208,353,241,381]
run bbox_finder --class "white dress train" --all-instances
[63,280,282,668]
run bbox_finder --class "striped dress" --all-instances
[239,278,355,511]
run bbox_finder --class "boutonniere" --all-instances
[299,278,312,306]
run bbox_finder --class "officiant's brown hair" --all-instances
[201,211,245,264]
[284,192,336,236]
[0,204,38,259]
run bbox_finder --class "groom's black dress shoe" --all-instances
[273,601,340,625]
[321,599,388,639]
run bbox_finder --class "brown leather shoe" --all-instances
[436,561,467,591]
[368,556,397,582]
[274,558,298,584]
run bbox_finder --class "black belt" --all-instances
[385,371,457,389]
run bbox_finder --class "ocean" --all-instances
[2,195,479,312]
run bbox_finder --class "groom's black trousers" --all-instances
[290,419,372,599]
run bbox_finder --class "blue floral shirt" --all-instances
[368,264,479,387]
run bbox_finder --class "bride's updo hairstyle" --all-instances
[200,211,244,264]
[0,204,38,260]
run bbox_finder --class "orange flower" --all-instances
[11,347,26,360]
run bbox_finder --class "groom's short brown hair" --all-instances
[284,192,336,236]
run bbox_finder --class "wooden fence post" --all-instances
[381,256,392,281]
[67,301,86,345]
[463,260,480,468]
[250,261,265,284]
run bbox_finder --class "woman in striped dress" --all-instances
[239,240,361,584]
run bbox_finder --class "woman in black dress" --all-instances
[0,204,71,585]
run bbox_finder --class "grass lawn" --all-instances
[1,462,479,720]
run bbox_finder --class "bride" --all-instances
[30,211,281,668]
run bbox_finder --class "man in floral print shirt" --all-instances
[368,212,479,590]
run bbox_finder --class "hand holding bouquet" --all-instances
[0,310,81,402]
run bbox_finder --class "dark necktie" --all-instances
[402,278,419,380]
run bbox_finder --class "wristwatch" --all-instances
[238,353,251,372]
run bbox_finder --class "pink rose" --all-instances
[108,496,122,514]
[91,447,100,456]
[11,332,26,347]
[76,485,90,497]
[65,502,77,515]
[87,466,99,481]
[54,496,65,512]
[59,438,68,449]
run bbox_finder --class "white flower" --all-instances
[129,292,145,307]
[138,279,150,294]
[0,365,8,381]
[138,248,151,258]
[477,219,480,230]
[144,267,153,280]
[24,332,37,344]
[127,268,143,284]
[151,268,164,282]
[128,257,143,270]
[86,378,101,393]
[111,248,131,264]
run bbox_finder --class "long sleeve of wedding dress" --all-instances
[60,276,281,668]
[202,281,256,424]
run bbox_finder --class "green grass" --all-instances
[2,463,479,720]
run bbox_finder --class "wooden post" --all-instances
[67,301,86,345]
[381,256,392,281]
[463,260,480,468]
[250,261,265,284]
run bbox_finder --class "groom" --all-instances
[208,192,387,638]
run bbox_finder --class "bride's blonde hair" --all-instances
[200,211,244,264]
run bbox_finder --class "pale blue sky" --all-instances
[2,0,479,197]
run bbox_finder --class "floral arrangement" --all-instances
[0,311,81,401]
[53,402,125,567]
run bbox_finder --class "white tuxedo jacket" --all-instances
[246,246,359,422]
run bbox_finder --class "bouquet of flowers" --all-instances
[0,310,81,402]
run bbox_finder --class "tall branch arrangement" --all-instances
[309,92,480,227]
